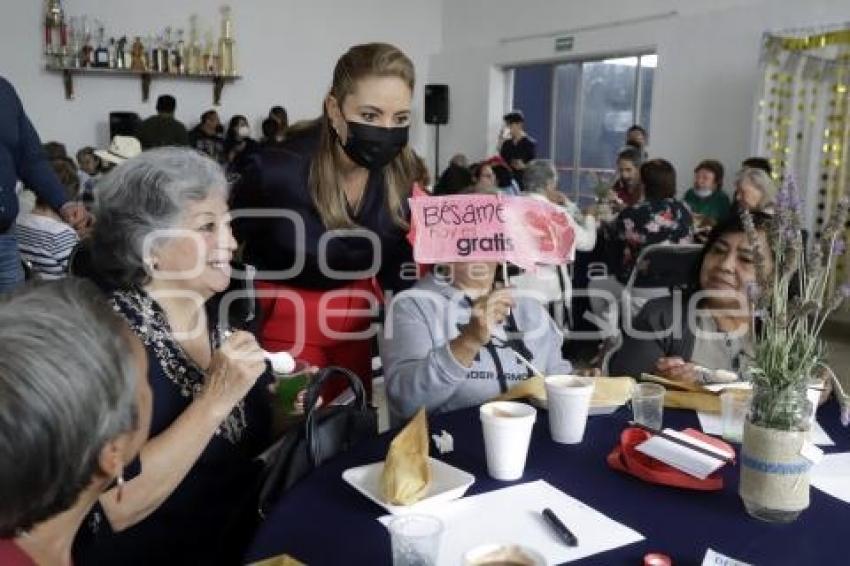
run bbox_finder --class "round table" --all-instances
[245,401,850,565]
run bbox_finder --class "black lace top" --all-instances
[73,287,273,565]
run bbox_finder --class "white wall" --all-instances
[429,0,850,193]
[0,0,442,156]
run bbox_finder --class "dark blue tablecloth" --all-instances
[245,401,850,565]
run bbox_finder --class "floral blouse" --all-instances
[614,198,693,280]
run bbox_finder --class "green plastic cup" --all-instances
[274,361,311,414]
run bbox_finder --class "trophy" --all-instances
[163,26,174,73]
[108,37,117,69]
[187,14,201,75]
[44,0,67,68]
[130,36,146,71]
[218,5,235,76]
[116,35,128,69]
[174,28,186,74]
[80,16,94,68]
[202,28,215,74]
[66,16,81,68]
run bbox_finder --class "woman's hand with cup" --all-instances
[201,331,266,420]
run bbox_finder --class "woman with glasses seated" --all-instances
[383,261,572,425]
[609,212,774,383]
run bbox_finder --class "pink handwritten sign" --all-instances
[408,193,575,270]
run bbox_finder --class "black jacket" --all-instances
[0,76,68,232]
[230,125,414,293]
[608,296,696,378]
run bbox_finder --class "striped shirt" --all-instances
[15,213,78,279]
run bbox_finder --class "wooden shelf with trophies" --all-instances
[43,1,240,106]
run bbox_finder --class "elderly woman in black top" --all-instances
[0,279,151,566]
[610,212,774,383]
[74,148,274,565]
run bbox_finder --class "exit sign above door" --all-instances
[555,36,574,52]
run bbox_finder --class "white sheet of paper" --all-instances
[378,480,643,564]
[697,412,723,435]
[808,420,835,446]
[696,412,834,446]
[702,547,753,566]
[635,430,730,480]
[811,452,850,504]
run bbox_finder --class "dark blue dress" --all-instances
[73,287,273,565]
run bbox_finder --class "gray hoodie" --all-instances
[383,272,572,425]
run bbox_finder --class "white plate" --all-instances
[342,457,475,515]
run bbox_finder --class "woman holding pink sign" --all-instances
[383,261,573,426]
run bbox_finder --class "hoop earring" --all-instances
[116,470,125,503]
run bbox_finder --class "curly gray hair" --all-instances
[0,279,139,536]
[735,167,777,210]
[90,147,228,289]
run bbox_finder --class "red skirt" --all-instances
[255,279,380,400]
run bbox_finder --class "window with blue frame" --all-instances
[509,54,656,205]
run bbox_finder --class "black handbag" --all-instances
[257,366,377,517]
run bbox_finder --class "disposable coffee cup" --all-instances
[544,375,594,444]
[463,543,547,565]
[480,401,537,481]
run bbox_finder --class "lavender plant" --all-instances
[742,176,850,429]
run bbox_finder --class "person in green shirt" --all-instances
[684,159,730,230]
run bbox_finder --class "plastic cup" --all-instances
[631,383,665,430]
[274,360,311,414]
[463,543,547,565]
[544,375,594,444]
[721,390,752,442]
[480,401,537,481]
[388,514,443,566]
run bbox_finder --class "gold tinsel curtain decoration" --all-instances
[752,23,850,309]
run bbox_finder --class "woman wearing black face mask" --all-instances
[231,43,419,398]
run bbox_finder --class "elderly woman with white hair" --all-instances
[733,167,777,213]
[73,148,274,565]
[513,159,597,321]
[0,279,151,566]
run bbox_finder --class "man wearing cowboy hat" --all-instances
[94,136,143,166]
[75,136,143,205]
[0,76,91,293]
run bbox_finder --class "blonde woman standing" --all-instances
[232,43,421,397]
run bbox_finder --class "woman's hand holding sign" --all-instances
[450,286,515,368]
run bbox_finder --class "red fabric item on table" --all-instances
[256,279,380,400]
[607,427,734,491]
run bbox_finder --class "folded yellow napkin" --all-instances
[247,554,305,566]
[492,375,635,407]
[380,408,431,505]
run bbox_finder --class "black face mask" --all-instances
[337,121,408,170]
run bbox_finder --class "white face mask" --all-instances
[237,125,251,138]
[694,187,713,198]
